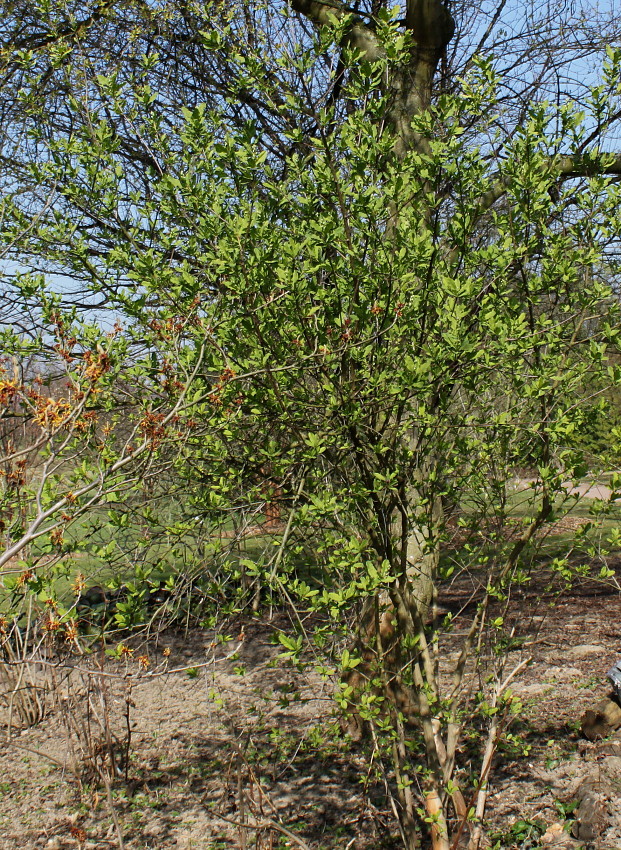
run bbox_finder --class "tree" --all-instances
[2,2,621,847]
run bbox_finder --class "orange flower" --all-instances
[16,570,35,588]
[138,411,166,447]
[72,572,86,595]
[43,615,61,633]
[64,621,79,643]
[33,397,72,428]
[0,379,19,405]
[50,528,64,547]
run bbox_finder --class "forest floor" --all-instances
[1,559,621,850]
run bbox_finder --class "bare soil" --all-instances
[2,566,621,850]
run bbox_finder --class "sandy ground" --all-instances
[2,565,621,849]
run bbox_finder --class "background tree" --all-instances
[2,2,621,848]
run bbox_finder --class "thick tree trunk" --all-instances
[290,0,454,156]
[395,497,439,622]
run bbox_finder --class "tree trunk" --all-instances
[291,3,455,845]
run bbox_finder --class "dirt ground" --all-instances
[2,565,621,850]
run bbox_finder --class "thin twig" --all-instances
[216,814,312,850]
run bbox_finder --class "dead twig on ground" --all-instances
[216,813,312,850]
